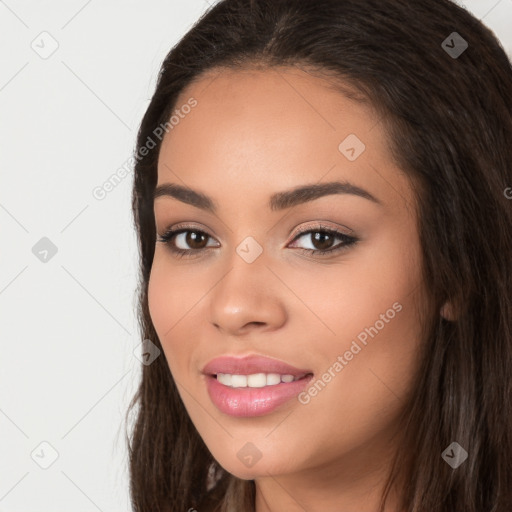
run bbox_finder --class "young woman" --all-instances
[126,0,512,510]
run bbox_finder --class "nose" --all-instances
[207,248,287,337]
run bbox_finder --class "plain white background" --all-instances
[0,1,511,510]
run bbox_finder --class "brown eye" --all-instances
[309,231,336,251]
[157,227,219,257]
[288,226,358,256]
[183,231,209,249]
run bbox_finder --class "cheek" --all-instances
[301,226,425,399]
[147,254,196,330]
[147,261,170,334]
[147,258,186,368]
[286,228,423,346]
[295,289,424,464]
[147,255,211,375]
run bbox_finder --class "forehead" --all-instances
[156,66,414,213]
[170,66,375,144]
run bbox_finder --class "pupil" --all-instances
[313,232,332,250]
[187,231,207,249]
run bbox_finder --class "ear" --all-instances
[440,301,457,322]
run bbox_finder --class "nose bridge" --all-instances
[214,233,270,305]
[207,233,287,334]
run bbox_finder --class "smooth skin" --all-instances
[148,66,433,512]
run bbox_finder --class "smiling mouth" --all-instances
[204,371,315,417]
[210,372,314,388]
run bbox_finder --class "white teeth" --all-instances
[216,372,304,388]
[266,373,281,386]
[231,374,247,388]
[217,373,232,386]
[247,373,267,388]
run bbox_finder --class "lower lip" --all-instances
[204,374,314,417]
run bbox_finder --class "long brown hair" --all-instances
[126,0,512,510]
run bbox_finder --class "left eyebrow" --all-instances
[153,180,382,213]
[268,181,382,210]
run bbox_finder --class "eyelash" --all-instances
[156,223,358,259]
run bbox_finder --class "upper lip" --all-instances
[202,354,313,377]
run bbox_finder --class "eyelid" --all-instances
[289,221,355,240]
[157,222,215,239]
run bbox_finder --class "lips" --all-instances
[201,354,314,417]
[202,354,313,378]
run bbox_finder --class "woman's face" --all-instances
[148,66,426,489]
